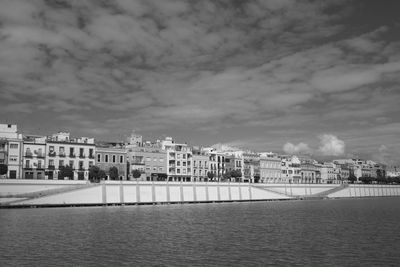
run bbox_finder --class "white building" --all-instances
[162,137,193,181]
[0,124,23,179]
[45,132,95,180]
[259,152,281,183]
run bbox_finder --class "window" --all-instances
[89,161,94,167]
[79,148,84,157]
[183,162,186,166]
[146,157,150,162]
[153,167,157,171]
[177,169,180,174]
[112,155,116,163]
[70,147,74,156]
[79,161,84,170]
[159,167,163,171]
[177,161,180,166]
[25,160,30,168]
[89,148,93,157]
[183,154,186,159]
[49,146,54,152]
[153,158,157,162]
[159,158,164,162]
[10,143,18,149]
[120,155,124,163]
[69,160,74,168]
[105,155,109,163]
[59,147,65,154]
[59,160,64,167]
[97,154,101,162]
[49,159,54,166]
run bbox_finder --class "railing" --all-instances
[89,155,94,159]
[48,152,56,157]
[69,154,76,158]
[59,153,66,157]
[24,166,32,170]
[25,153,33,158]
[48,165,55,170]
[79,154,85,159]
[37,154,45,158]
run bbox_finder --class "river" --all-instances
[1,198,400,266]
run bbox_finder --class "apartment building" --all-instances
[46,132,95,180]
[162,137,192,181]
[281,155,301,183]
[192,147,210,181]
[127,145,167,181]
[260,152,282,183]
[22,136,46,179]
[96,143,127,180]
[0,124,23,179]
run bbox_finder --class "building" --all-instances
[281,155,301,183]
[0,124,23,179]
[320,162,339,184]
[300,158,321,184]
[243,152,260,183]
[192,147,210,182]
[45,132,95,180]
[259,152,281,183]
[162,137,192,181]
[96,143,127,180]
[22,135,46,179]
[127,145,167,181]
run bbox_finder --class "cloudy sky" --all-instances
[1,0,400,164]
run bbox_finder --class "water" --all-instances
[1,198,400,266]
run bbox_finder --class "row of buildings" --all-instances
[0,123,389,183]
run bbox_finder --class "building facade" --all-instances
[259,153,281,183]
[0,124,23,179]
[96,145,127,180]
[22,136,46,179]
[45,132,95,180]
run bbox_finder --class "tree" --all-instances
[109,166,119,180]
[207,171,215,181]
[230,169,242,182]
[58,165,74,180]
[0,164,7,176]
[89,166,106,182]
[132,169,141,179]
[348,173,357,184]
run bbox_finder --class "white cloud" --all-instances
[318,134,345,156]
[283,142,311,154]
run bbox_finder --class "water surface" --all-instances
[1,198,400,266]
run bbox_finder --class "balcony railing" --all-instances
[59,153,66,158]
[24,166,32,170]
[69,154,76,158]
[89,155,94,159]
[48,165,55,170]
[79,154,85,159]
[37,153,45,158]
[25,153,33,158]
[48,151,56,157]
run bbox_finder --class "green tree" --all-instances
[0,164,7,175]
[132,169,141,179]
[109,166,119,180]
[58,165,74,180]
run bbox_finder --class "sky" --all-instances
[1,0,400,165]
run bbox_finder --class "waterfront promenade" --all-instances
[1,180,399,208]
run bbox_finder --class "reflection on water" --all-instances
[1,198,400,266]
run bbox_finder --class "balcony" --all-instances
[25,153,33,158]
[48,151,56,157]
[24,166,32,170]
[59,153,66,158]
[37,153,45,158]
[48,165,55,170]
[69,154,76,158]
[78,167,85,171]
[79,154,85,159]
[89,154,94,159]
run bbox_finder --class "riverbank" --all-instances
[1,180,399,208]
